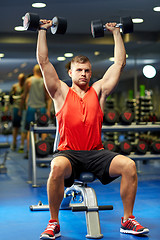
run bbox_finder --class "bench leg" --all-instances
[61,184,103,239]
[83,187,103,239]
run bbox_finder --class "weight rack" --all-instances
[28,122,160,187]
[28,123,56,187]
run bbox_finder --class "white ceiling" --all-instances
[0,0,160,91]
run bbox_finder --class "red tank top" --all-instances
[56,87,104,150]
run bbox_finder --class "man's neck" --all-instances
[71,84,90,98]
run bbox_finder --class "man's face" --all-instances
[68,61,92,87]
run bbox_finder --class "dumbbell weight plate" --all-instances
[23,12,40,31]
[136,140,148,154]
[104,109,119,125]
[91,19,104,38]
[120,16,133,34]
[37,113,49,127]
[45,136,55,154]
[104,141,116,152]
[51,16,67,34]
[120,109,134,125]
[120,140,132,155]
[151,141,160,153]
[35,140,51,157]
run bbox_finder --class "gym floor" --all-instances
[0,135,160,240]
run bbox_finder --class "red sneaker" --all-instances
[40,220,61,239]
[120,215,149,235]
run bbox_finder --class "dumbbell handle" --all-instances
[39,21,56,28]
[103,23,122,30]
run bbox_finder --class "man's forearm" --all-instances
[37,30,49,66]
[113,31,126,68]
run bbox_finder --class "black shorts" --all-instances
[52,149,120,187]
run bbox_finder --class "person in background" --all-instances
[20,64,52,159]
[10,73,26,151]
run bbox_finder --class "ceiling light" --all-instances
[0,53,4,58]
[153,6,160,12]
[14,26,25,31]
[57,57,66,61]
[32,2,46,8]
[143,65,156,78]
[132,18,144,23]
[64,53,73,57]
[109,57,114,62]
[94,51,100,56]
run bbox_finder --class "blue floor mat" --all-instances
[0,149,160,240]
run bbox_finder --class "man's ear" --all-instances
[68,69,72,78]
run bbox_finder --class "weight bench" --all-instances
[61,172,113,239]
[30,171,113,239]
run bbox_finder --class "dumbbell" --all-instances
[136,140,148,154]
[120,109,134,125]
[23,12,67,34]
[35,140,51,157]
[44,136,55,154]
[37,113,49,127]
[104,109,119,125]
[104,140,117,152]
[151,140,160,154]
[120,140,132,155]
[91,16,133,38]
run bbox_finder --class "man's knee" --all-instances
[110,155,137,177]
[122,157,137,178]
[50,161,63,179]
[49,157,72,180]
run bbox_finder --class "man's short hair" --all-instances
[65,55,91,71]
[33,64,42,76]
[18,73,26,85]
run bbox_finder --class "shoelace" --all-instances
[45,222,57,231]
[128,218,142,228]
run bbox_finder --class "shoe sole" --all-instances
[40,232,61,240]
[120,228,149,235]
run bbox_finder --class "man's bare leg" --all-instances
[109,155,137,220]
[47,156,72,223]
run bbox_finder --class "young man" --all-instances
[20,64,52,158]
[37,19,149,239]
[10,73,26,151]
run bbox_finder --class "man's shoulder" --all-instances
[60,80,70,92]
[11,83,18,92]
[92,81,102,96]
[12,82,18,88]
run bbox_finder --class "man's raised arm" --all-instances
[36,20,60,98]
[94,22,126,98]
